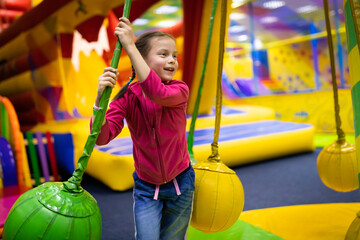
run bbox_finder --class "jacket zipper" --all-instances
[153,125,167,183]
[143,93,167,183]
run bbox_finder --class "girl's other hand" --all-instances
[97,67,118,97]
[115,17,135,51]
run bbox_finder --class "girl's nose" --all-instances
[168,57,175,64]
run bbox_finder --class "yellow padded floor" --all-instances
[239,203,360,240]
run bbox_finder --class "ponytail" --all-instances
[112,65,136,101]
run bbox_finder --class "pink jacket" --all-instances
[94,70,190,185]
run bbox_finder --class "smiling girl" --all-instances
[92,17,195,240]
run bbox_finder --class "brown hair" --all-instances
[134,31,175,58]
[112,31,176,101]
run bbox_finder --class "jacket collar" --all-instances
[127,79,175,97]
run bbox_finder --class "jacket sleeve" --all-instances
[90,96,127,145]
[139,70,189,107]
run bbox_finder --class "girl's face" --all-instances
[144,36,178,81]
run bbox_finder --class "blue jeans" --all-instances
[132,165,195,240]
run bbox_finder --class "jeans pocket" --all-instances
[132,171,139,183]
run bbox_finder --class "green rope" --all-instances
[187,0,218,165]
[64,0,132,193]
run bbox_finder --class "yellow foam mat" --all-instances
[239,203,360,240]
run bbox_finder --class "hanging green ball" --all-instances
[3,182,101,240]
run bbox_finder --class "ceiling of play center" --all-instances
[1,0,344,45]
[131,0,344,46]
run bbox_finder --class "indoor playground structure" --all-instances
[0,0,360,239]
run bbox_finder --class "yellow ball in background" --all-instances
[317,140,358,192]
[190,161,245,233]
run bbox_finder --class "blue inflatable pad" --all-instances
[95,120,313,156]
[0,136,17,186]
[52,133,75,174]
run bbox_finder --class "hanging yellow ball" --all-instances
[190,160,245,233]
[317,140,358,192]
[346,211,360,240]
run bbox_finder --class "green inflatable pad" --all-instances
[187,219,284,240]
